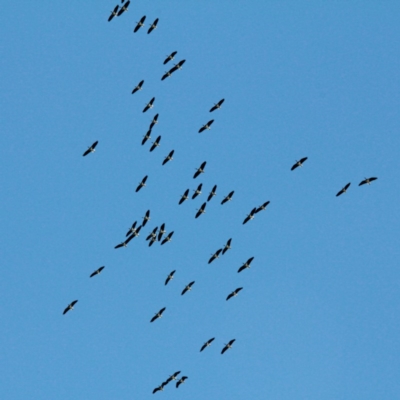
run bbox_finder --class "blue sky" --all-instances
[1,1,400,399]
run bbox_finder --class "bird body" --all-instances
[158,223,166,241]
[161,231,174,245]
[132,79,144,94]
[222,238,232,254]
[108,5,119,21]
[243,207,257,224]
[359,177,378,186]
[226,287,243,301]
[133,16,146,33]
[198,120,214,133]
[193,161,207,179]
[238,257,254,273]
[209,98,225,112]
[164,51,177,65]
[90,266,105,278]
[176,376,188,388]
[82,141,98,157]
[63,300,78,315]
[149,113,159,130]
[165,270,176,285]
[336,182,351,197]
[181,281,195,295]
[256,201,270,213]
[221,339,235,354]
[142,129,152,145]
[136,175,148,192]
[150,135,161,152]
[117,1,130,16]
[195,202,207,218]
[291,157,308,171]
[208,248,222,264]
[142,210,151,226]
[179,189,190,204]
[162,150,174,165]
[221,191,234,205]
[150,307,166,322]
[207,185,217,202]
[200,337,215,352]
[148,18,159,34]
[143,97,155,113]
[192,184,203,199]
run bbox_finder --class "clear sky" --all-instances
[1,1,400,399]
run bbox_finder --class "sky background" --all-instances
[1,1,400,399]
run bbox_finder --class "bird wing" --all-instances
[238,265,245,273]
[181,287,188,295]
[226,292,233,301]
[114,243,123,249]
[209,105,217,112]
[221,346,228,354]
[195,210,201,218]
[200,343,207,352]
[82,149,90,157]
[198,126,205,133]
[336,189,344,197]
[291,162,299,171]
[242,216,250,225]
[229,339,236,346]
[300,157,308,164]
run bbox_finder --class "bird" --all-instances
[207,185,217,202]
[165,270,176,285]
[117,0,130,16]
[221,191,234,205]
[133,15,146,33]
[142,129,152,145]
[176,376,188,388]
[238,257,254,273]
[163,51,177,65]
[195,202,207,218]
[198,120,214,133]
[243,207,257,225]
[192,184,203,199]
[136,175,148,192]
[164,371,181,385]
[63,300,78,315]
[193,161,207,179]
[221,339,235,354]
[291,157,308,171]
[108,5,119,22]
[336,182,351,197]
[82,141,98,157]
[208,248,222,264]
[114,231,138,249]
[181,281,195,295]
[90,266,105,278]
[222,238,232,254]
[161,231,174,245]
[146,227,158,241]
[200,337,215,352]
[256,201,270,213]
[143,97,155,113]
[209,98,225,112]
[149,113,159,130]
[161,70,173,81]
[158,223,166,241]
[125,221,137,237]
[359,177,378,186]
[179,189,190,205]
[131,79,144,94]
[226,287,243,301]
[150,307,166,322]
[162,150,174,165]
[147,18,159,34]
[142,209,151,227]
[152,384,164,394]
[149,136,161,152]
[171,59,186,72]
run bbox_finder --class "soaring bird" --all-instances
[161,70,173,81]
[164,51,177,65]
[117,0,130,16]
[291,157,308,171]
[208,248,222,264]
[149,113,159,130]
[221,339,235,354]
[179,189,190,205]
[132,79,144,94]
[162,150,174,165]
[108,5,119,22]
[82,141,98,157]
[146,226,158,241]
[158,223,166,241]
[142,209,151,227]
[193,161,207,179]
[90,266,105,278]
[176,376,188,388]
[171,59,186,72]
[226,287,243,301]
[238,257,254,273]
[207,185,217,202]
[63,300,78,315]
[195,202,207,218]
[181,281,195,295]
[161,231,174,245]
[136,175,148,192]
[198,120,214,133]
[149,135,161,152]
[222,238,232,254]
[114,230,138,249]
[164,371,181,385]
[359,177,378,186]
[143,97,155,113]
[243,207,257,225]
[192,184,203,199]
[133,15,146,32]
[147,18,159,34]
[150,307,166,323]
[152,384,164,394]
[256,201,270,213]
[209,99,225,112]
[165,270,176,286]
[126,221,137,237]
[336,182,351,197]
[142,129,152,145]
[221,191,234,205]
[200,337,215,352]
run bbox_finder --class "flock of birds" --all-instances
[64,1,379,394]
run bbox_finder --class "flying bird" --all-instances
[82,141,98,157]
[146,227,158,241]
[221,191,234,205]
[149,135,161,152]
[193,161,207,179]
[90,266,105,278]
[359,177,378,186]
[163,51,177,65]
[238,257,254,273]
[143,97,155,113]
[117,0,130,16]
[161,231,174,245]
[149,113,159,130]
[108,5,119,22]
[221,339,235,354]
[150,307,166,322]
[222,238,232,255]
[161,70,172,81]
[181,281,195,295]
[133,15,146,33]
[162,150,174,165]
[209,98,225,112]
[226,287,243,301]
[147,18,159,34]
[142,209,151,226]
[176,376,188,388]
[165,270,176,285]
[63,300,78,315]
[336,182,351,197]
[198,120,214,133]
[207,184,217,202]
[256,201,270,213]
[208,248,222,264]
[164,371,181,385]
[242,207,257,225]
[114,231,138,249]
[142,129,152,145]
[200,337,215,352]
[136,175,148,192]
[291,157,308,171]
[171,59,185,72]
[192,184,203,199]
[179,189,190,204]
[152,385,164,394]
[131,79,144,94]
[195,202,207,218]
[158,223,166,241]
[126,221,138,237]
